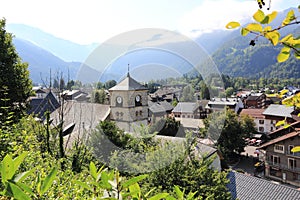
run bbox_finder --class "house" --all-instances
[61,90,89,102]
[50,101,110,148]
[207,98,243,113]
[227,171,300,199]
[172,101,207,119]
[244,93,266,108]
[148,101,174,123]
[240,108,274,134]
[28,90,60,120]
[257,127,300,187]
[262,105,296,130]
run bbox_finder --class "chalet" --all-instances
[61,90,89,102]
[244,93,266,108]
[258,127,300,187]
[262,104,296,127]
[240,108,274,134]
[207,98,243,113]
[172,101,208,119]
[148,101,174,123]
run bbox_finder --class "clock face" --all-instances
[135,95,141,102]
[116,96,122,104]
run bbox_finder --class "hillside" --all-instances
[14,38,81,84]
[7,24,97,62]
[212,27,300,78]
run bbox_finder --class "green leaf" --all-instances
[13,152,28,172]
[144,187,157,198]
[253,9,265,23]
[226,22,240,29]
[13,169,34,183]
[277,47,291,62]
[89,161,97,180]
[165,196,177,200]
[246,23,263,32]
[187,191,198,200]
[7,181,31,200]
[148,193,170,200]
[40,167,57,195]
[1,154,14,184]
[121,174,148,188]
[128,183,141,198]
[16,182,35,197]
[241,28,249,36]
[75,180,93,192]
[174,185,184,199]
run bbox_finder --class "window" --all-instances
[274,144,284,153]
[288,145,294,155]
[259,120,264,124]
[136,111,138,116]
[271,155,280,165]
[139,110,143,116]
[258,127,264,132]
[288,158,296,170]
[271,120,274,124]
[270,127,274,132]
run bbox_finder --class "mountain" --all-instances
[209,7,300,79]
[13,38,81,84]
[7,24,98,62]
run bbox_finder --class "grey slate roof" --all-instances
[109,74,147,91]
[227,171,300,200]
[172,102,197,113]
[28,92,60,119]
[262,104,294,118]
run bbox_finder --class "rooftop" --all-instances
[227,171,300,200]
[109,74,147,91]
[240,109,265,119]
[263,104,294,118]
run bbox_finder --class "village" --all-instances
[27,71,300,199]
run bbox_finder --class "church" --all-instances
[109,71,149,133]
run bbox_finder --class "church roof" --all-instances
[109,74,147,91]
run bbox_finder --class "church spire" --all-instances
[127,63,130,77]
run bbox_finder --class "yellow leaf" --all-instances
[291,146,300,153]
[280,34,293,43]
[262,11,278,24]
[275,120,285,127]
[246,23,263,32]
[241,28,249,36]
[265,31,280,46]
[263,26,272,31]
[226,22,240,29]
[282,10,295,26]
[253,9,265,23]
[277,47,291,62]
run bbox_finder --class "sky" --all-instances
[0,0,298,45]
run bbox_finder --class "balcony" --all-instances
[266,160,300,173]
[286,151,300,158]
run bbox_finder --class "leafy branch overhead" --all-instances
[226,6,300,63]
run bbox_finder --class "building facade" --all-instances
[109,73,148,133]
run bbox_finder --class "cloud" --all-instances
[178,0,258,38]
